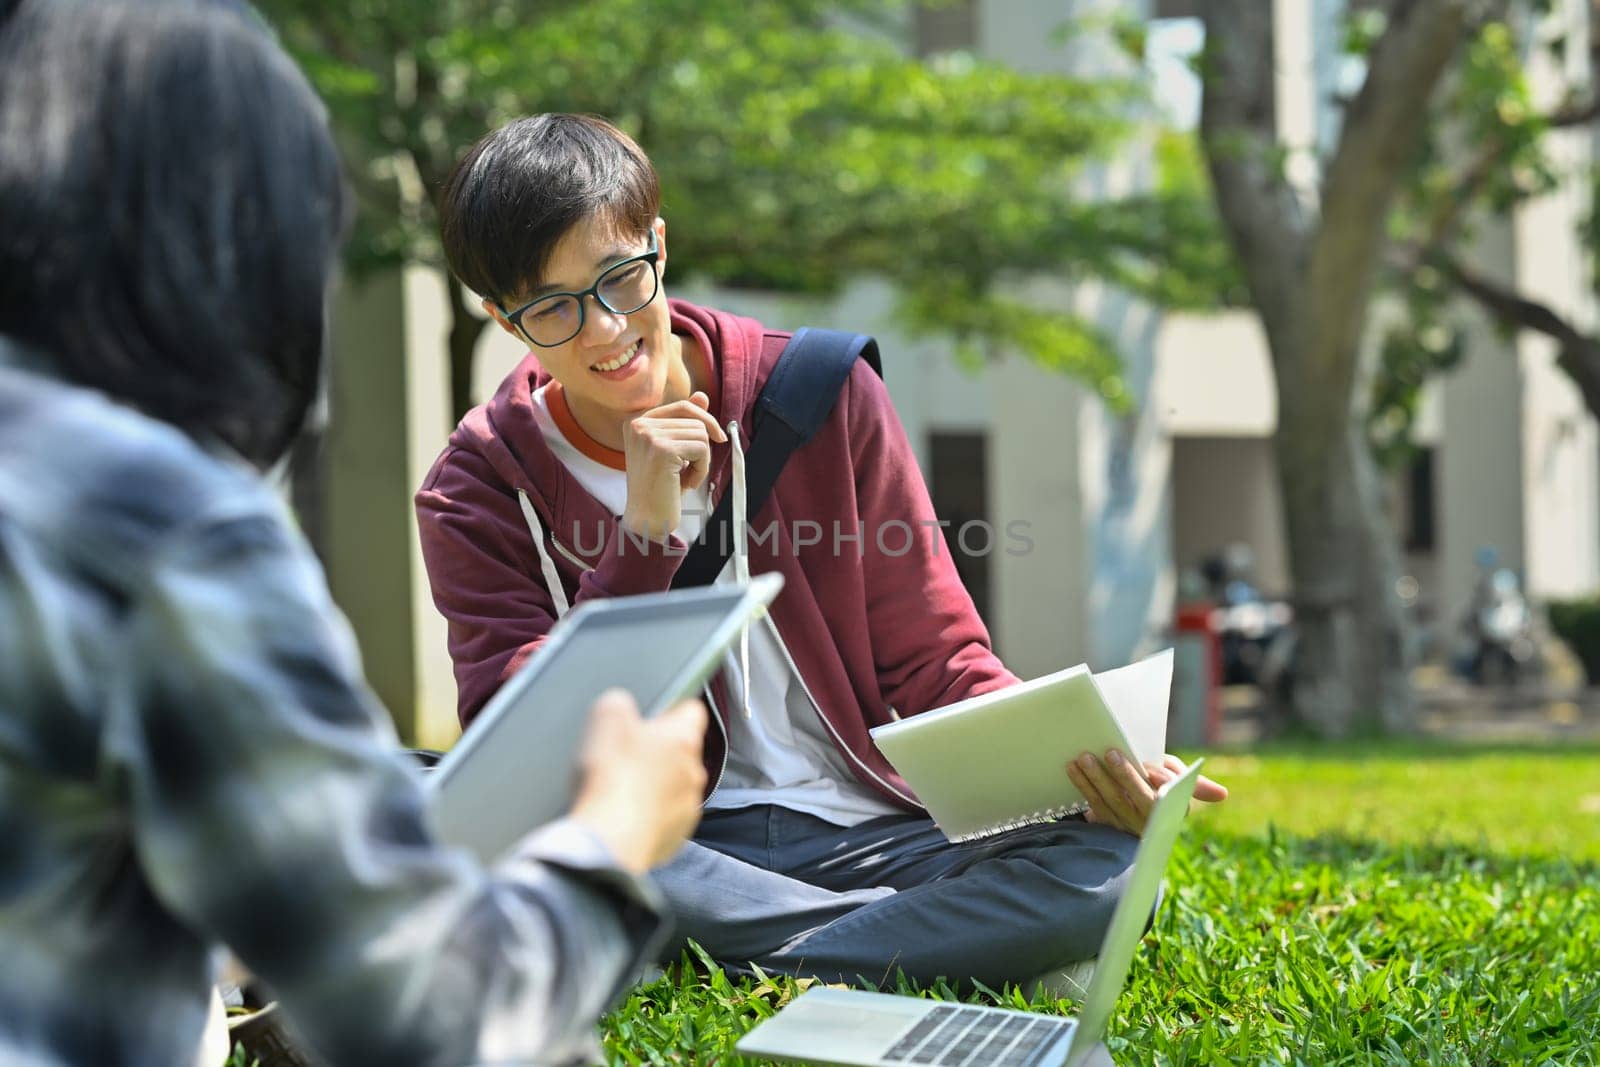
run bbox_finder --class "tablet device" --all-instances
[429,573,784,863]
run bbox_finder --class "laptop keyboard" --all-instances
[881,1005,1072,1067]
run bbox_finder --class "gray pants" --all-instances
[651,805,1142,988]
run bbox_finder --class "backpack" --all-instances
[671,327,882,589]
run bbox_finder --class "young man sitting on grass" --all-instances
[416,113,1228,993]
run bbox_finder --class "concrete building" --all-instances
[321,0,1600,747]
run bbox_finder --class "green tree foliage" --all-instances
[255,0,1238,418]
[1370,4,1600,464]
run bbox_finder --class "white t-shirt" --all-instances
[531,385,900,827]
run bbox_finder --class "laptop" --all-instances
[734,759,1205,1067]
[428,573,784,863]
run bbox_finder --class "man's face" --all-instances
[489,214,677,431]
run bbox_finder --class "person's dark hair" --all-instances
[0,0,348,468]
[440,114,660,303]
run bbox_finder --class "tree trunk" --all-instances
[1275,388,1416,736]
[1198,0,1487,735]
[446,277,489,422]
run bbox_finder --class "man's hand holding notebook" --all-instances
[870,650,1227,840]
[1069,749,1228,836]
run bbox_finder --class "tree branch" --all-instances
[1418,93,1600,257]
[1420,135,1504,254]
[1329,89,1600,126]
[1441,252,1600,417]
[1319,0,1486,245]
[1549,93,1600,128]
[1307,0,1501,404]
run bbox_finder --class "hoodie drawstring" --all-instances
[729,421,753,718]
[520,425,755,716]
[518,489,571,619]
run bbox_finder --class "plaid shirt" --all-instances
[0,342,666,1067]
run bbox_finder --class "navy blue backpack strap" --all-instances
[672,328,881,589]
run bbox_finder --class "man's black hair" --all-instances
[440,113,661,304]
[0,0,349,468]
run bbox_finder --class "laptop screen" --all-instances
[1066,759,1203,1061]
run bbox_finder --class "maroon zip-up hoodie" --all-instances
[415,299,1019,809]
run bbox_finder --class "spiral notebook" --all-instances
[868,650,1172,842]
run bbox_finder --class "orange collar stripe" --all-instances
[547,382,628,471]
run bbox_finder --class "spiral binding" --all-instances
[946,801,1091,843]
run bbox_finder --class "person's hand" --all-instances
[1065,751,1228,837]
[1144,753,1229,802]
[620,391,726,539]
[568,689,707,874]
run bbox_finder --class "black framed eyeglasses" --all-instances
[499,234,661,348]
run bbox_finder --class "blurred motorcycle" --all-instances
[1452,548,1540,686]
[1199,544,1296,690]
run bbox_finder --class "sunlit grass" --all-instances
[600,740,1600,1065]
[1190,741,1600,863]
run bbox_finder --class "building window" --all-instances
[914,0,977,57]
[1403,447,1437,553]
[928,431,992,625]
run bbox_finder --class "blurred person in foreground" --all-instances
[0,2,706,1065]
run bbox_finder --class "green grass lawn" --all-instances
[599,741,1600,1065]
